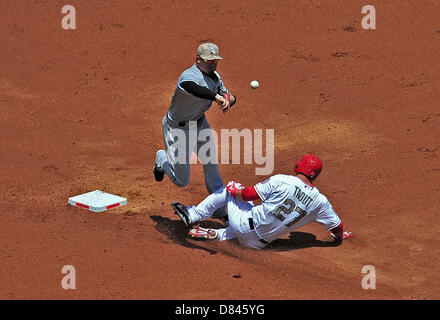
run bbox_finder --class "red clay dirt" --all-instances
[1,0,439,300]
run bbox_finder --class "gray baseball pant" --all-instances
[157,114,227,219]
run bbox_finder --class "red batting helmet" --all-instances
[294,154,323,181]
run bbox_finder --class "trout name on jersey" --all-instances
[294,186,313,207]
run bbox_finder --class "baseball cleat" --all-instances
[329,230,354,240]
[153,164,164,182]
[171,202,191,227]
[153,150,166,182]
[188,226,218,240]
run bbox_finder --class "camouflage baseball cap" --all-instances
[197,43,223,60]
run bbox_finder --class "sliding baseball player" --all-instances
[172,154,353,249]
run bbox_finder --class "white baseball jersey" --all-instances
[167,64,228,122]
[252,174,341,243]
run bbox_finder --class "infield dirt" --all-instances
[1,0,439,299]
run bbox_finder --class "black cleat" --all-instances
[171,202,191,227]
[153,164,164,182]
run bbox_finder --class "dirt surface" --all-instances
[1,0,439,300]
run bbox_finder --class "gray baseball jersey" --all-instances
[167,64,228,122]
[156,64,227,214]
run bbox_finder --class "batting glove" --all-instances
[226,181,245,197]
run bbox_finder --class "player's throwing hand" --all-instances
[215,93,230,112]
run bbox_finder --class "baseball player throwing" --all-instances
[171,154,353,249]
[154,43,236,223]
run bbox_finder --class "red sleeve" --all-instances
[330,222,343,234]
[241,186,261,201]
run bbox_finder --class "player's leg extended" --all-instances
[216,227,236,241]
[196,117,227,220]
[155,116,191,187]
[186,186,229,223]
[188,225,236,241]
[196,117,223,193]
[203,162,228,220]
[186,192,252,242]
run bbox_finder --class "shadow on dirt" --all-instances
[150,215,222,255]
[151,214,340,254]
[266,231,342,251]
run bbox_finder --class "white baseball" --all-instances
[250,80,259,89]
